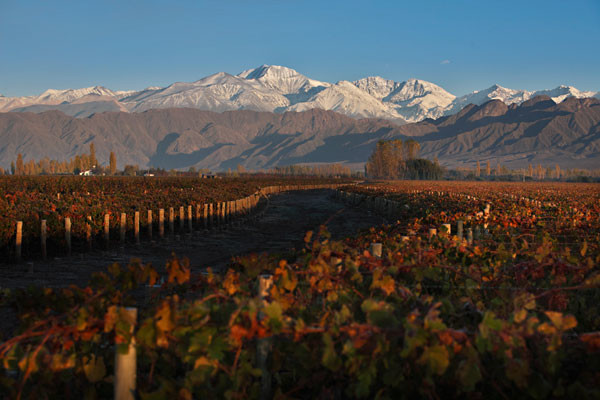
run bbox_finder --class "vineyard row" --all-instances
[7,184,347,263]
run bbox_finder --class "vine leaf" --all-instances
[83,355,106,383]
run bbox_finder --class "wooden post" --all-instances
[457,221,464,241]
[15,221,22,262]
[120,213,126,243]
[114,307,137,400]
[370,243,382,258]
[203,204,209,228]
[257,275,273,400]
[169,207,175,237]
[104,214,110,248]
[187,205,192,232]
[179,206,184,231]
[147,210,152,240]
[195,204,201,229]
[134,211,140,245]
[41,220,47,260]
[65,217,72,256]
[86,216,92,250]
[159,209,165,239]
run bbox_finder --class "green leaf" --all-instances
[417,345,449,375]
[322,333,341,371]
[479,312,503,338]
[457,357,481,391]
[265,301,283,332]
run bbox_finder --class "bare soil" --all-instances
[0,189,385,289]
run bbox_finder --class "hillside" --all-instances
[1,96,599,171]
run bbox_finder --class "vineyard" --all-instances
[0,180,599,399]
[0,176,349,261]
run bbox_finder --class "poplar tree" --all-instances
[109,151,117,175]
[16,154,24,175]
[89,142,97,168]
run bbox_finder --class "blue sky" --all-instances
[1,0,599,97]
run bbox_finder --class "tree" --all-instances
[555,164,561,180]
[16,154,24,175]
[476,161,481,177]
[10,162,15,175]
[89,142,97,168]
[123,164,139,176]
[73,155,82,174]
[109,152,117,175]
[536,164,544,180]
[404,140,420,160]
[528,164,533,178]
[485,161,491,176]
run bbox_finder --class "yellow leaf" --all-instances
[580,241,587,257]
[546,311,577,330]
[155,300,175,347]
[194,356,217,370]
[166,257,190,285]
[51,354,76,371]
[370,269,395,296]
[537,322,556,335]
[223,269,239,296]
[83,355,106,383]
[104,305,118,333]
[514,309,527,324]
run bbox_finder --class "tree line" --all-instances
[4,143,119,176]
[365,139,444,180]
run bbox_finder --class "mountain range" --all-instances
[1,95,598,171]
[1,65,598,123]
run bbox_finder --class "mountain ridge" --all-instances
[2,65,598,122]
[1,96,599,172]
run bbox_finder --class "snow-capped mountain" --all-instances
[534,85,598,103]
[2,65,598,122]
[354,77,456,121]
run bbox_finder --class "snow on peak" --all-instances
[2,65,598,122]
[353,76,401,100]
[237,64,329,96]
[238,64,302,80]
[533,85,597,103]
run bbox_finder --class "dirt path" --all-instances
[0,189,386,288]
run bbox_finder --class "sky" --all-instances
[1,0,599,97]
